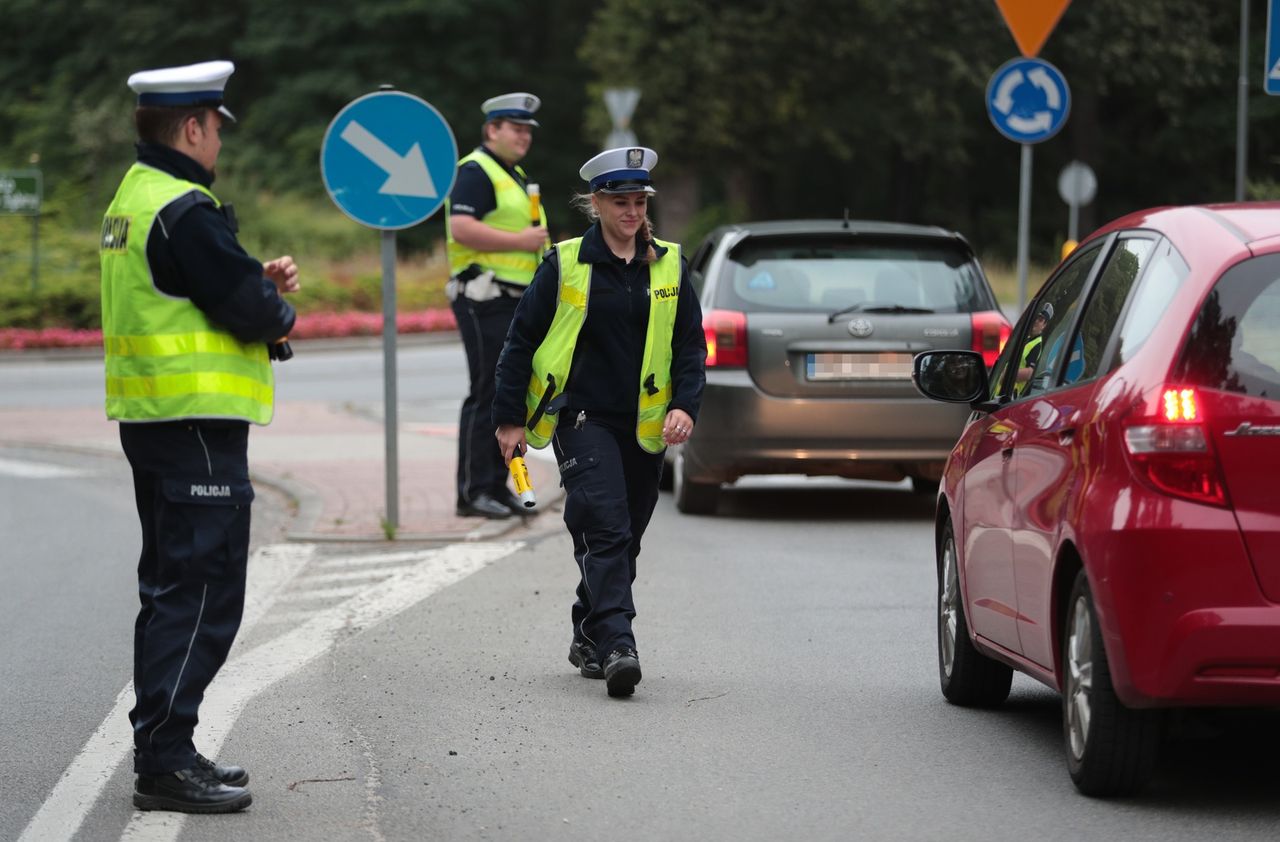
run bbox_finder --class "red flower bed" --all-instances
[288,309,457,338]
[0,309,457,350]
[0,327,103,350]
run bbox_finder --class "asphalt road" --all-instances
[2,342,1277,841]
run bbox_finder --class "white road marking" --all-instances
[16,544,316,842]
[297,568,403,585]
[253,609,334,626]
[0,456,92,478]
[240,545,317,634]
[314,548,456,569]
[119,541,519,842]
[275,583,370,601]
[19,540,520,842]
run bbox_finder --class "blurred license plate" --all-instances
[806,352,913,381]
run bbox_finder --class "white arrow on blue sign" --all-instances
[1266,0,1280,95]
[986,57,1071,145]
[321,91,458,230]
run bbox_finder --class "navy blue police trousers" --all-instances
[119,420,252,775]
[551,411,664,659]
[452,293,520,506]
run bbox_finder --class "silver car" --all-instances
[671,219,1010,514]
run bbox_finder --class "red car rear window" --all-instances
[1175,254,1280,398]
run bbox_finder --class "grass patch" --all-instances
[981,257,1055,312]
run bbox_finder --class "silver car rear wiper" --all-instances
[827,302,935,322]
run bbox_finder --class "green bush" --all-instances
[0,269,451,329]
[222,177,378,262]
[0,275,101,329]
[678,201,749,251]
[0,183,452,329]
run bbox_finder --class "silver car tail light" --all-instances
[704,309,748,368]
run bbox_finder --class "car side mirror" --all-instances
[912,350,989,405]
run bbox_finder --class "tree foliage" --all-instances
[0,0,1275,262]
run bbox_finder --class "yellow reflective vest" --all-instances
[445,149,547,285]
[1014,335,1043,397]
[524,236,681,453]
[100,163,275,425]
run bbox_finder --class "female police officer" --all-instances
[492,147,706,698]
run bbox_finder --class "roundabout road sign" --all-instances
[986,57,1070,144]
[321,90,458,230]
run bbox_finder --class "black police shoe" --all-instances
[456,493,514,519]
[568,639,604,679]
[134,766,252,813]
[497,488,534,516]
[196,752,248,787]
[604,647,642,697]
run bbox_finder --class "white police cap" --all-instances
[128,60,237,122]
[579,147,658,195]
[481,92,540,126]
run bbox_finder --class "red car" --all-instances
[911,202,1280,797]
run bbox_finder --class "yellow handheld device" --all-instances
[528,183,541,225]
[509,447,536,509]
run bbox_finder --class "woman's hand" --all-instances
[496,424,528,465]
[662,409,694,446]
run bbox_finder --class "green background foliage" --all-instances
[1,0,1277,328]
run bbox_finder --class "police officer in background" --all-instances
[1015,301,1052,395]
[493,147,706,698]
[100,61,298,813]
[446,93,549,519]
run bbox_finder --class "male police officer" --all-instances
[446,93,548,518]
[101,60,298,813]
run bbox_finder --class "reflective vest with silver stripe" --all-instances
[524,236,681,453]
[445,150,547,285]
[100,163,274,424]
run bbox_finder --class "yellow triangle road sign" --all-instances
[994,0,1072,58]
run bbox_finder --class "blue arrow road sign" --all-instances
[1267,0,1280,95]
[986,57,1071,144]
[321,91,458,230]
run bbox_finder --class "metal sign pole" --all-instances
[1238,0,1251,201]
[381,229,399,531]
[321,88,457,539]
[986,58,1068,314]
[31,213,39,294]
[1017,143,1033,312]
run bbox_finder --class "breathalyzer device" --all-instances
[509,446,536,509]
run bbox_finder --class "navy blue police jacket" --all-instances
[136,142,295,345]
[491,221,706,430]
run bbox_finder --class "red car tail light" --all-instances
[1123,387,1229,507]
[970,311,1012,368]
[704,309,748,368]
